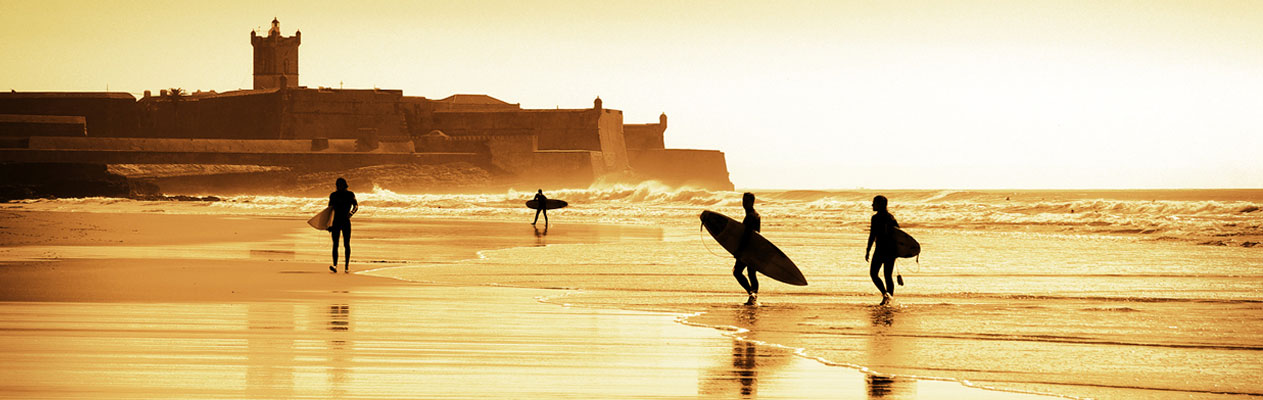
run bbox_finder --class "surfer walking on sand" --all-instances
[734,192,761,306]
[532,189,549,227]
[329,177,358,273]
[865,195,899,305]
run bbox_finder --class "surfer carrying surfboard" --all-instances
[865,195,899,305]
[531,189,549,227]
[733,192,761,306]
[329,177,358,273]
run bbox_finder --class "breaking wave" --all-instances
[6,184,1260,243]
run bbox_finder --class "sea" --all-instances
[7,183,1261,399]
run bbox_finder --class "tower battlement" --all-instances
[251,18,300,90]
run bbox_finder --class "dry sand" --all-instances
[0,210,1058,399]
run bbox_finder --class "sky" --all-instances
[1,0,1260,189]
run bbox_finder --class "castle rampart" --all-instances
[0,92,138,138]
[0,19,734,193]
[623,113,666,151]
[0,115,86,138]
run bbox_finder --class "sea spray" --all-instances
[5,187,1260,245]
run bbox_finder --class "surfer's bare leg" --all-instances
[533,209,541,225]
[543,209,548,227]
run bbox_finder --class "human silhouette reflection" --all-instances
[733,305,761,397]
[865,305,913,399]
[732,339,758,397]
[697,306,764,397]
[328,304,350,331]
[866,374,898,398]
[533,225,548,246]
[326,303,351,397]
[871,304,895,327]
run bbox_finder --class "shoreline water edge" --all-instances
[2,185,1260,399]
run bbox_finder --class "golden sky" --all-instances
[2,0,1260,189]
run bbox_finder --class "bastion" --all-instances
[0,19,733,196]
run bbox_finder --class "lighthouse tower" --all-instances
[251,18,300,90]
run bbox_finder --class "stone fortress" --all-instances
[0,19,733,194]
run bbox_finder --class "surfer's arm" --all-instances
[865,236,874,260]
[350,196,358,216]
[865,217,876,260]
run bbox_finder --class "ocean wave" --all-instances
[6,186,1260,242]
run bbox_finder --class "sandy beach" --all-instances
[6,1,1262,398]
[0,209,1067,399]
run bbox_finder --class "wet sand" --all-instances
[0,210,1059,399]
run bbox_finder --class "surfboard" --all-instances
[307,207,334,231]
[892,228,920,258]
[526,199,568,210]
[700,210,808,286]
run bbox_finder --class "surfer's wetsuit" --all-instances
[329,189,358,269]
[733,209,761,295]
[867,211,899,296]
[532,191,548,226]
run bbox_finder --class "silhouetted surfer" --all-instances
[865,195,899,305]
[329,177,358,273]
[532,189,549,226]
[734,192,761,305]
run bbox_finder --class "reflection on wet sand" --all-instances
[326,303,351,398]
[866,305,915,399]
[0,209,1082,399]
[245,300,353,398]
[732,339,759,397]
[246,303,296,398]
[734,306,762,397]
[329,303,350,332]
[533,225,548,246]
[700,305,799,398]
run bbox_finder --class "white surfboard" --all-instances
[307,207,334,231]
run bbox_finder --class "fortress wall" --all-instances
[595,109,629,171]
[0,115,86,137]
[629,149,734,191]
[192,92,282,139]
[521,150,602,188]
[530,111,600,152]
[487,135,537,174]
[24,137,390,153]
[623,123,665,150]
[399,98,431,136]
[428,100,520,113]
[429,110,602,150]
[429,108,630,175]
[0,93,138,137]
[137,92,282,139]
[135,89,408,140]
[284,89,406,139]
[138,99,195,138]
